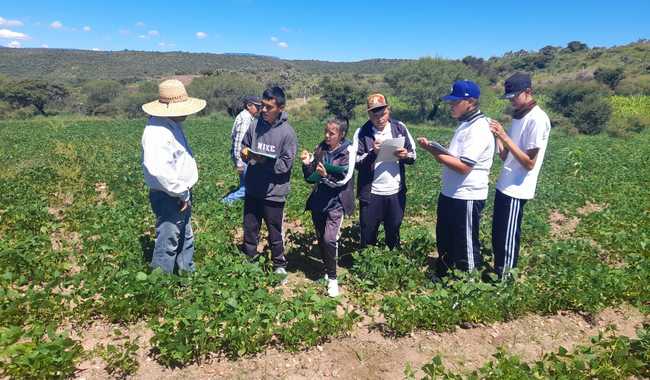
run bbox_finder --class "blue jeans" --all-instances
[222,164,247,203]
[149,190,195,274]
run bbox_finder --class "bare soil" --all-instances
[71,304,646,380]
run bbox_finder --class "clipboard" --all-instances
[306,162,348,183]
[427,140,451,155]
[249,149,277,160]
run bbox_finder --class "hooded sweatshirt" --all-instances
[241,111,297,202]
[302,139,355,215]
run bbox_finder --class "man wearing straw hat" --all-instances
[141,79,206,274]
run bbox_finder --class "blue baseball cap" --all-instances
[442,80,481,101]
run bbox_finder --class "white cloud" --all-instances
[6,40,21,48]
[158,41,175,48]
[41,44,49,48]
[148,30,159,37]
[0,17,24,27]
[50,20,63,29]
[91,47,101,51]
[280,26,290,33]
[138,34,148,39]
[270,36,278,42]
[277,41,288,48]
[195,31,207,39]
[83,25,91,32]
[135,21,145,27]
[0,28,29,40]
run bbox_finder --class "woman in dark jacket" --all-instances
[301,118,355,297]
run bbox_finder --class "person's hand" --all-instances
[489,120,507,139]
[240,147,250,161]
[300,149,311,164]
[316,162,327,177]
[372,140,382,153]
[417,137,430,148]
[394,147,408,159]
[180,200,189,212]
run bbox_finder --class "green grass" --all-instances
[0,115,648,376]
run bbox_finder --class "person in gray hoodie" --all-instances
[240,86,297,283]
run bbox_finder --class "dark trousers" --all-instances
[243,197,287,269]
[492,190,527,276]
[359,191,406,250]
[311,207,344,279]
[435,194,485,275]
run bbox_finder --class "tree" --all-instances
[82,80,123,115]
[1,80,68,115]
[188,73,263,116]
[593,67,625,90]
[567,41,588,52]
[320,76,366,123]
[385,58,474,122]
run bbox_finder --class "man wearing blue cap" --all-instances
[488,73,551,279]
[222,96,262,204]
[417,80,494,279]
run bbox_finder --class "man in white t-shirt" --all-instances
[418,80,494,278]
[489,72,551,278]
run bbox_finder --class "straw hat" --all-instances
[142,79,206,117]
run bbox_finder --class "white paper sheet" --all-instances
[376,137,405,162]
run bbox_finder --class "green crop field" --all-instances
[0,116,648,378]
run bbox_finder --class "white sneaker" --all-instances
[274,267,288,285]
[324,274,329,281]
[327,279,339,297]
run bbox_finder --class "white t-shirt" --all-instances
[371,123,401,196]
[496,105,551,200]
[441,115,495,200]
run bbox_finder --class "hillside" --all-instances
[0,48,406,81]
[1,40,648,84]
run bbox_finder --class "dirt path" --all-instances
[74,304,645,379]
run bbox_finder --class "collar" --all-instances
[459,108,484,124]
[372,122,391,134]
[512,101,537,120]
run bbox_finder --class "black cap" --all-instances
[243,95,262,106]
[502,73,532,99]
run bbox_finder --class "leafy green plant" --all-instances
[96,336,140,379]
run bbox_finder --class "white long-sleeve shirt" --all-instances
[142,116,198,202]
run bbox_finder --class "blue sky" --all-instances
[1,0,649,61]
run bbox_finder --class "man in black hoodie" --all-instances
[240,87,297,283]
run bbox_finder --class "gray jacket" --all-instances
[241,112,297,202]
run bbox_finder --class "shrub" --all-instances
[571,95,612,134]
[607,113,650,137]
[547,81,612,134]
[615,75,650,95]
[594,67,625,90]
